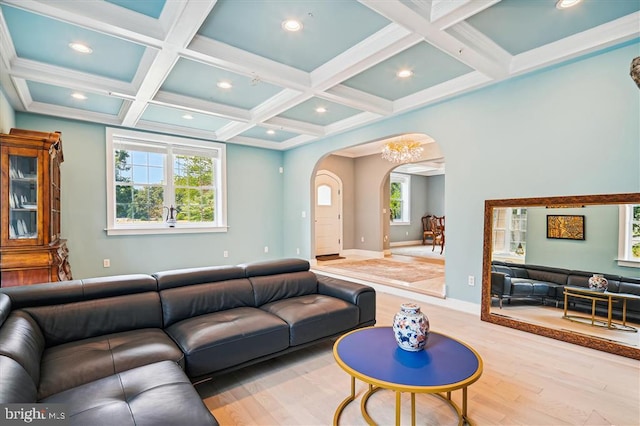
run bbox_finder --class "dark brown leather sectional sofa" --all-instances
[491,261,640,322]
[0,258,376,425]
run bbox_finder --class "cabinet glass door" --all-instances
[8,154,38,240]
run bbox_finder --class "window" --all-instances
[106,128,226,235]
[618,204,640,267]
[317,185,331,206]
[492,208,527,259]
[390,173,410,224]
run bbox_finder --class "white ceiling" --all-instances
[1,0,638,152]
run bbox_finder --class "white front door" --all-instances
[314,171,342,256]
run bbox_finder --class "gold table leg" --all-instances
[333,376,356,426]
[395,390,401,426]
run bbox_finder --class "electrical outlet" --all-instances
[264,246,269,253]
[103,259,110,268]
[296,248,300,255]
[301,211,306,218]
[361,236,365,243]
[223,250,229,258]
[468,275,475,286]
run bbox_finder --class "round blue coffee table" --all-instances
[333,326,482,425]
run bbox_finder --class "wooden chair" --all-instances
[421,214,434,245]
[430,216,445,254]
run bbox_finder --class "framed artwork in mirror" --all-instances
[546,215,585,240]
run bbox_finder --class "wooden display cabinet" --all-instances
[1,128,72,286]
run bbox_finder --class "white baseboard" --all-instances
[340,249,385,258]
[389,240,422,247]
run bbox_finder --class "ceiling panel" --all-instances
[465,0,640,55]
[342,41,474,101]
[27,81,123,115]
[196,0,390,72]
[278,97,363,126]
[104,0,166,19]
[141,104,233,132]
[238,126,300,143]
[160,58,283,110]
[1,4,146,82]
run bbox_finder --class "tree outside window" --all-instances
[390,173,410,224]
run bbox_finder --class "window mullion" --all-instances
[165,146,175,210]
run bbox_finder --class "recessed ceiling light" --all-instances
[71,92,87,100]
[397,69,413,78]
[217,81,232,89]
[315,107,327,113]
[282,19,303,32]
[266,129,275,135]
[68,42,93,54]
[182,114,194,120]
[556,0,582,9]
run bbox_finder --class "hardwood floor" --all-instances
[196,291,640,425]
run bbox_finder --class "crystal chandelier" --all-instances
[381,139,423,163]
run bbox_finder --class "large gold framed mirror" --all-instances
[481,193,640,360]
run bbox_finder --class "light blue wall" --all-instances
[0,88,16,133]
[15,114,285,278]
[282,42,640,303]
[525,205,638,278]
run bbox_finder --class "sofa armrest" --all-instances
[316,274,376,325]
[491,272,512,296]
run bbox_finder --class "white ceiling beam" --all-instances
[226,134,285,150]
[430,0,501,30]
[135,120,218,142]
[153,91,251,122]
[8,57,134,96]
[264,116,325,137]
[0,0,170,47]
[322,85,393,116]
[27,101,122,126]
[310,24,422,92]
[511,12,640,75]
[120,1,218,127]
[185,36,311,92]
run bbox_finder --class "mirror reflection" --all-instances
[481,194,640,360]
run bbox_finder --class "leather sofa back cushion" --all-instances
[526,269,568,285]
[160,278,254,327]
[0,355,37,403]
[154,266,246,290]
[0,274,157,309]
[250,271,318,306]
[241,258,310,277]
[0,311,45,386]
[23,292,162,347]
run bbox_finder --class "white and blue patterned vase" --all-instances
[393,303,429,352]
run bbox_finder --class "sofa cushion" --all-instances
[261,294,359,346]
[0,310,45,386]
[38,328,184,400]
[159,278,254,328]
[249,271,318,306]
[0,355,37,403]
[241,258,310,277]
[525,269,568,285]
[154,265,246,291]
[165,307,289,378]
[41,360,218,426]
[23,292,163,346]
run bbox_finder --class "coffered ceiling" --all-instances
[1,0,638,150]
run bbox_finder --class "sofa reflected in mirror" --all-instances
[481,193,640,360]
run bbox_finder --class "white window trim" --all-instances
[492,207,527,262]
[105,128,227,236]
[617,204,639,268]
[390,173,411,225]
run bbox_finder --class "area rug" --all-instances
[390,245,444,262]
[321,258,443,283]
